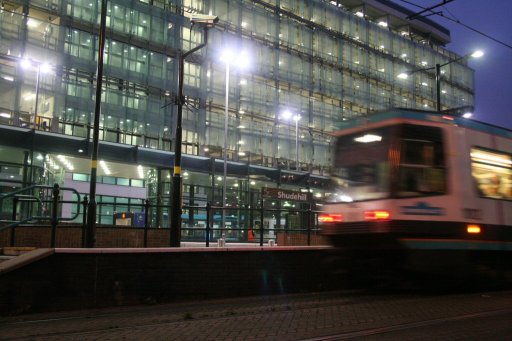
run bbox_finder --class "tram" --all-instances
[319,109,512,252]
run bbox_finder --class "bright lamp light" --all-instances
[471,50,484,58]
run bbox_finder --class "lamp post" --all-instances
[219,49,249,231]
[86,0,108,248]
[397,50,483,112]
[170,21,216,247]
[281,110,301,170]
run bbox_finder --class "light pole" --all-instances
[397,50,483,112]
[219,49,249,231]
[86,0,108,248]
[281,110,301,170]
[170,18,217,247]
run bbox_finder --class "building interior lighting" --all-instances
[56,155,75,171]
[397,73,408,80]
[27,18,40,28]
[99,160,111,175]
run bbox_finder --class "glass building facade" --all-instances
[0,0,475,226]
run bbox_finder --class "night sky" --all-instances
[396,0,512,129]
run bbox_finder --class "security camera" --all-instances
[189,13,219,26]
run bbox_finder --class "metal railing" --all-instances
[0,184,81,247]
[1,186,322,248]
[87,200,321,247]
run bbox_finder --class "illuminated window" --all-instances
[471,148,511,199]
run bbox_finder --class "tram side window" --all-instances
[471,148,511,200]
[397,125,446,197]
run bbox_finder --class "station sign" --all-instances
[261,187,311,202]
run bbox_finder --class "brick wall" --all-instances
[0,225,172,248]
[0,247,341,315]
[1,227,329,248]
[276,232,329,246]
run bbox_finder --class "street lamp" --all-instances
[219,48,249,231]
[397,50,484,112]
[281,110,301,170]
[170,16,218,247]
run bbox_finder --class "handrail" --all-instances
[0,184,82,232]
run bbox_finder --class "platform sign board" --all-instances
[133,212,145,227]
[261,187,311,202]
[113,212,134,226]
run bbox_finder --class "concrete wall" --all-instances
[0,247,341,315]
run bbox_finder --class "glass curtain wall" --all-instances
[0,0,475,177]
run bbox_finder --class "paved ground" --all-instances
[1,290,512,340]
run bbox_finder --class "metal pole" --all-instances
[86,0,107,248]
[51,184,59,248]
[144,199,150,247]
[82,196,88,248]
[10,197,18,247]
[436,63,441,112]
[259,205,264,247]
[295,116,299,170]
[222,62,230,234]
[34,64,40,130]
[206,202,211,247]
[170,53,185,247]
[307,206,312,246]
[170,27,209,247]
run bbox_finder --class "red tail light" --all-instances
[318,213,343,223]
[364,210,390,220]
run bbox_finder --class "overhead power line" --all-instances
[406,0,454,20]
[399,0,512,50]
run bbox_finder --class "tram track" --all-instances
[302,307,512,340]
[2,290,512,341]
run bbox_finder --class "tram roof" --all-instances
[335,109,512,139]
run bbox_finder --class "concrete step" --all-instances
[1,247,37,256]
[0,255,16,263]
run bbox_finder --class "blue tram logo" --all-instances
[401,202,445,216]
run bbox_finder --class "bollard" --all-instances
[50,184,60,248]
